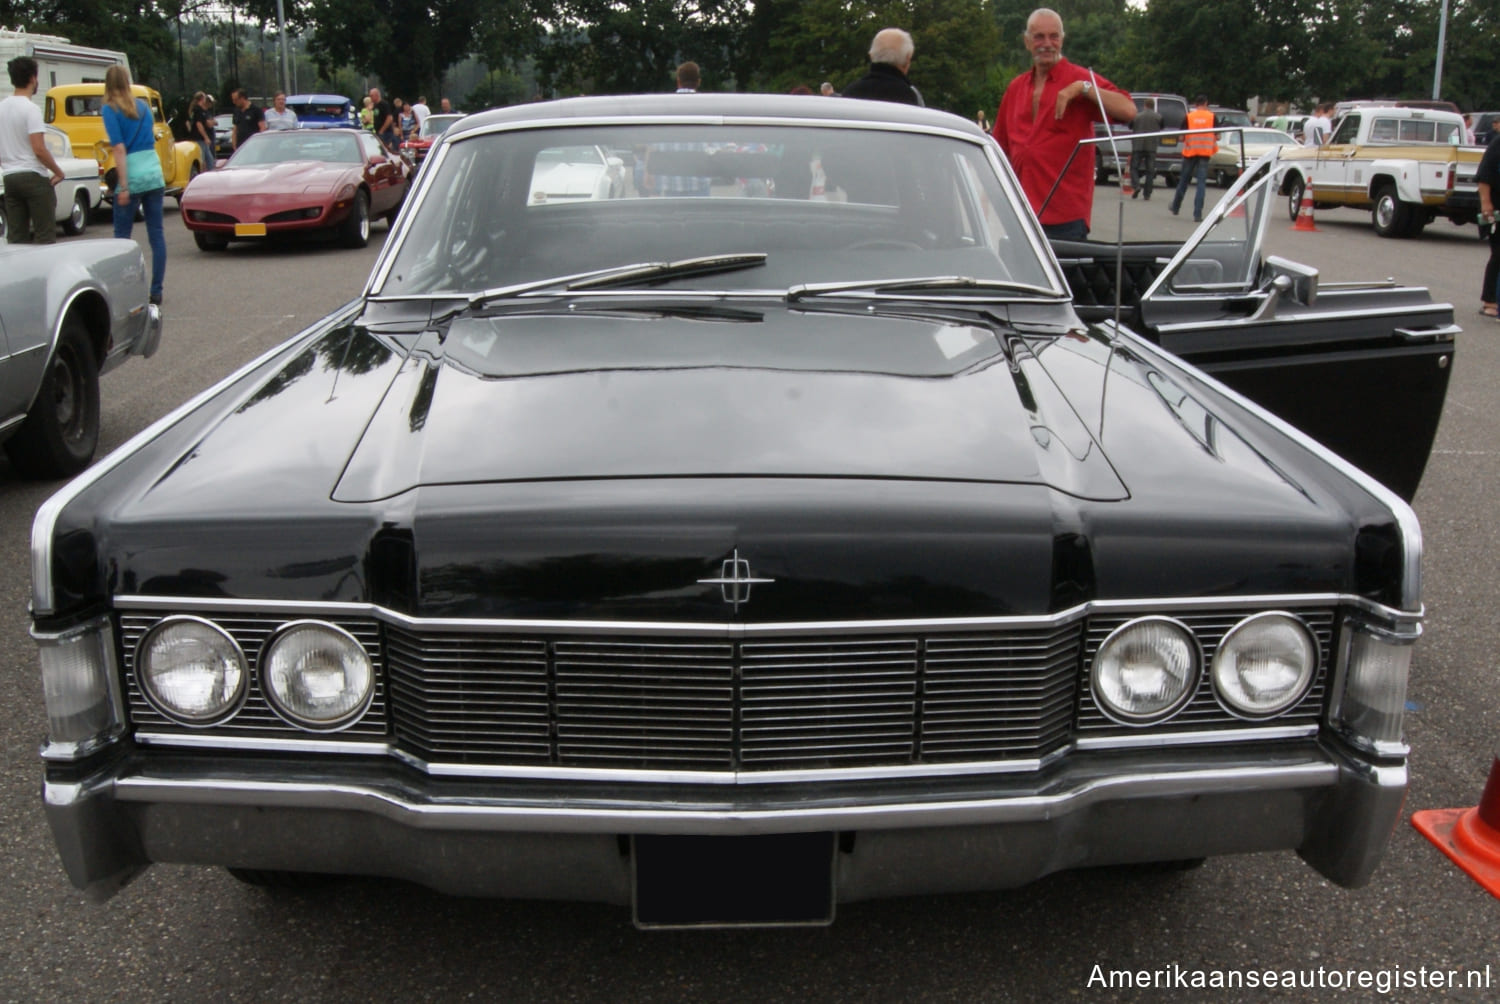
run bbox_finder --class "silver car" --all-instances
[0,239,162,477]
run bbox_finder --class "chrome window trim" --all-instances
[1150,300,1450,335]
[366,112,1066,300]
[30,302,366,616]
[1107,320,1423,613]
[112,761,1339,831]
[109,590,1421,632]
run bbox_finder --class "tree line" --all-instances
[3,0,1496,117]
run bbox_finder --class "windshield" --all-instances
[229,130,363,167]
[379,122,1054,296]
[288,101,349,120]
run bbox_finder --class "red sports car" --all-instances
[400,113,465,168]
[180,128,409,250]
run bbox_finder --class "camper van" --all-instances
[0,30,128,112]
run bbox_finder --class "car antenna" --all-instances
[1084,68,1129,331]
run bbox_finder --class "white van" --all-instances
[0,30,128,112]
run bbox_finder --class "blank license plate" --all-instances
[632,832,835,928]
[234,223,267,237]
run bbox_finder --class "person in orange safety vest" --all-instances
[1169,94,1217,222]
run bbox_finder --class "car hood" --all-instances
[333,307,1126,503]
[55,307,1382,621]
[188,160,356,196]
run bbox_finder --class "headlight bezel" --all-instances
[1090,615,1202,726]
[1211,611,1319,720]
[134,614,249,727]
[259,619,376,733]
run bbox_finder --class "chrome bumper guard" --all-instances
[45,739,1405,903]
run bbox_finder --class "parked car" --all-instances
[1263,114,1309,142]
[0,125,100,241]
[528,142,624,202]
[44,82,203,205]
[1468,111,1500,146]
[1,238,161,477]
[399,112,464,168]
[180,127,409,250]
[1278,105,1480,237]
[1090,120,1133,183]
[1131,92,1189,182]
[1208,127,1298,187]
[284,93,357,130]
[1209,106,1253,130]
[32,96,1450,926]
[212,112,235,160]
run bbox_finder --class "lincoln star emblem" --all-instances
[697,549,775,609]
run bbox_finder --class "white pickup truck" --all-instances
[1277,106,1482,237]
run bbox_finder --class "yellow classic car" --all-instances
[43,82,203,206]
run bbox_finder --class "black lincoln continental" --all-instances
[32,94,1454,927]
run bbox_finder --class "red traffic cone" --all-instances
[1412,756,1500,898]
[1293,179,1319,232]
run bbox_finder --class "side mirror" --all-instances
[1261,254,1318,306]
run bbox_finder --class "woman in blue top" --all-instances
[102,64,166,305]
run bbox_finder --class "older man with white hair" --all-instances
[992,7,1135,240]
[842,28,923,106]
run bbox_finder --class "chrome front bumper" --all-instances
[45,739,1405,904]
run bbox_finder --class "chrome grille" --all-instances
[119,613,388,739]
[388,624,1081,770]
[1076,609,1335,733]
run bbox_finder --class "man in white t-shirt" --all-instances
[0,55,66,243]
[410,96,430,132]
[1304,102,1334,146]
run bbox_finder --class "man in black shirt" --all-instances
[1476,132,1500,318]
[842,28,923,106]
[370,87,398,153]
[230,89,265,149]
[189,91,215,167]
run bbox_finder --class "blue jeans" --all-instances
[113,187,166,301]
[199,139,215,169]
[1171,157,1209,220]
[1042,219,1090,241]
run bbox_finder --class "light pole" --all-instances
[1433,0,1449,100]
[275,0,291,95]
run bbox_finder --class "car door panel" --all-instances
[1137,153,1454,501]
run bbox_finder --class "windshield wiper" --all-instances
[442,253,769,321]
[786,276,1057,302]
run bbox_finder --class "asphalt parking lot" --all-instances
[0,188,1496,1002]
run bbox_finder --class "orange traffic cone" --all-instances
[1412,756,1500,898]
[1293,179,1319,231]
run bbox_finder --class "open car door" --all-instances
[1056,149,1455,501]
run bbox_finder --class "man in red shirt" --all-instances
[992,8,1135,240]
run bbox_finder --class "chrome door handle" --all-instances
[1394,324,1461,343]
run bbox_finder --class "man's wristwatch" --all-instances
[1080,81,1094,96]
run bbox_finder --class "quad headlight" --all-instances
[1212,612,1317,718]
[136,616,247,725]
[261,621,374,731]
[1091,617,1199,724]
